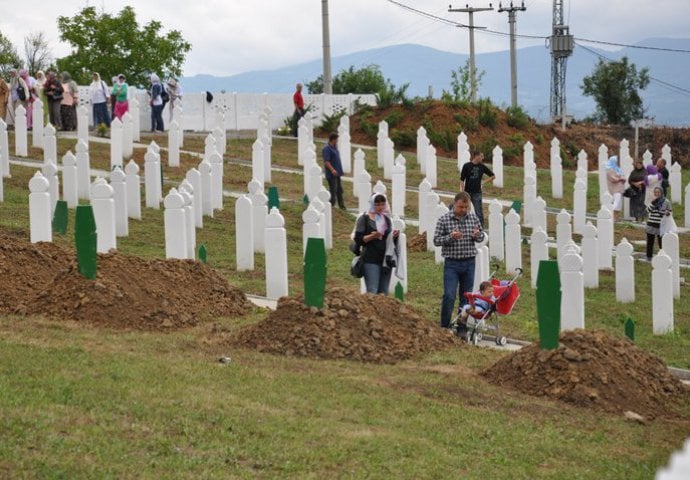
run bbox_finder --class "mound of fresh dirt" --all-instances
[483,329,689,419]
[229,287,459,364]
[407,232,427,253]
[0,229,251,330]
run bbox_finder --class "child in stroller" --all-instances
[457,281,494,326]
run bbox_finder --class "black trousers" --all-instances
[326,176,345,208]
[646,233,662,259]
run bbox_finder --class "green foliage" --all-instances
[581,56,650,125]
[477,98,497,128]
[426,127,456,152]
[442,59,485,104]
[452,113,478,132]
[384,111,403,128]
[0,32,22,77]
[56,6,191,86]
[505,105,530,129]
[507,133,526,146]
[359,119,378,140]
[95,123,108,138]
[478,136,499,159]
[307,65,409,108]
[390,129,416,148]
[534,133,544,145]
[318,106,347,134]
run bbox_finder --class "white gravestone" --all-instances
[302,206,323,255]
[577,149,588,172]
[209,152,224,211]
[185,168,202,228]
[530,227,549,288]
[560,251,585,331]
[29,172,52,243]
[164,188,187,259]
[596,206,614,270]
[172,104,183,147]
[389,216,408,293]
[77,105,89,147]
[523,175,536,228]
[297,121,308,166]
[125,160,141,220]
[110,166,128,237]
[620,139,633,219]
[581,222,599,288]
[310,197,327,243]
[352,149,365,198]
[91,179,117,253]
[556,209,572,265]
[643,150,653,167]
[473,234,490,292]
[458,131,470,173]
[615,238,635,303]
[252,139,264,192]
[145,151,161,210]
[61,152,78,208]
[686,184,690,228]
[652,251,674,335]
[43,123,57,165]
[550,137,563,199]
[426,191,441,252]
[338,121,352,174]
[598,144,608,203]
[663,232,680,300]
[308,165,323,203]
[426,144,437,188]
[504,209,522,275]
[669,163,682,204]
[418,179,432,234]
[523,141,535,179]
[356,170,372,214]
[576,167,588,194]
[383,137,395,180]
[32,98,44,149]
[417,126,427,171]
[248,180,268,254]
[265,208,289,300]
[0,120,9,177]
[178,186,195,259]
[434,203,449,264]
[601,192,614,213]
[75,140,90,200]
[204,134,217,161]
[235,195,254,271]
[532,196,547,234]
[41,161,59,216]
[199,161,213,217]
[376,120,388,168]
[110,118,123,169]
[492,145,503,188]
[661,144,672,164]
[573,179,587,234]
[391,154,406,217]
[488,199,504,261]
[316,188,333,249]
[130,97,141,142]
[213,126,227,156]
[261,133,272,184]
[14,105,28,157]
[168,120,181,167]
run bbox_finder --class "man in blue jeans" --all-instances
[434,191,485,334]
[459,150,494,227]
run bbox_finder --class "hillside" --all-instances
[346,101,690,168]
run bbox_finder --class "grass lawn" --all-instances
[0,131,688,478]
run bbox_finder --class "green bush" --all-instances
[478,136,499,159]
[508,133,526,146]
[390,129,416,149]
[384,111,404,128]
[359,119,378,140]
[427,127,456,152]
[534,133,544,145]
[477,98,497,128]
[502,145,521,161]
[506,105,530,129]
[318,107,347,134]
[453,113,478,132]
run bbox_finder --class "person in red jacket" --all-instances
[292,83,305,137]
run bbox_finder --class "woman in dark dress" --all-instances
[627,159,647,221]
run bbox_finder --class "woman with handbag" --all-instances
[7,69,29,127]
[59,71,79,131]
[627,159,647,221]
[353,193,399,295]
[89,72,111,128]
[645,186,672,261]
[43,71,63,130]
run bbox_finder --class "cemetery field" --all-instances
[1,133,689,477]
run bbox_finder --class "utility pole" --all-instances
[550,0,574,129]
[498,1,526,109]
[448,4,494,103]
[321,0,333,94]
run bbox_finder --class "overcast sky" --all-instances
[2,0,689,77]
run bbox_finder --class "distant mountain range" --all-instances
[181,38,690,127]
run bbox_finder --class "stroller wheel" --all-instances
[495,336,507,346]
[475,332,483,343]
[465,331,472,344]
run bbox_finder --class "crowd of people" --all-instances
[1,69,182,133]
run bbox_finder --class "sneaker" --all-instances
[339,205,347,210]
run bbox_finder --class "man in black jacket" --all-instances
[459,150,495,227]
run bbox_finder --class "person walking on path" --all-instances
[322,132,346,210]
[148,74,165,132]
[459,150,494,227]
[353,193,399,295]
[645,186,672,261]
[111,74,129,121]
[89,72,110,128]
[292,83,305,137]
[434,191,485,333]
[605,155,626,222]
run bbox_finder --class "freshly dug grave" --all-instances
[0,230,251,330]
[483,329,689,419]
[407,232,427,253]
[230,287,459,364]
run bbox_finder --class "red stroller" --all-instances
[452,267,522,346]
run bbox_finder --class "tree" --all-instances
[0,31,22,77]
[24,32,53,76]
[306,65,409,107]
[442,59,485,104]
[56,6,191,86]
[581,56,650,125]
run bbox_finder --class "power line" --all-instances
[574,37,690,54]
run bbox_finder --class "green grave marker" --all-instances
[303,237,327,309]
[52,200,68,235]
[536,259,560,350]
[625,318,635,342]
[198,244,207,263]
[74,205,97,279]
[394,282,404,302]
[267,186,280,210]
[302,194,309,205]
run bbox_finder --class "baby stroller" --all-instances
[452,267,523,346]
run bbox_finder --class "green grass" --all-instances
[1,132,688,478]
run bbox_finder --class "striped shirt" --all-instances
[646,199,671,229]
[433,210,485,259]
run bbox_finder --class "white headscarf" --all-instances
[368,193,391,235]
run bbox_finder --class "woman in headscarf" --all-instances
[643,164,663,206]
[645,186,672,261]
[605,155,626,222]
[111,74,129,121]
[34,70,48,124]
[0,77,9,124]
[148,73,165,132]
[7,68,29,126]
[627,159,647,221]
[89,72,110,128]
[353,193,399,295]
[59,71,79,131]
[18,69,35,129]
[166,78,182,122]
[43,71,63,129]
